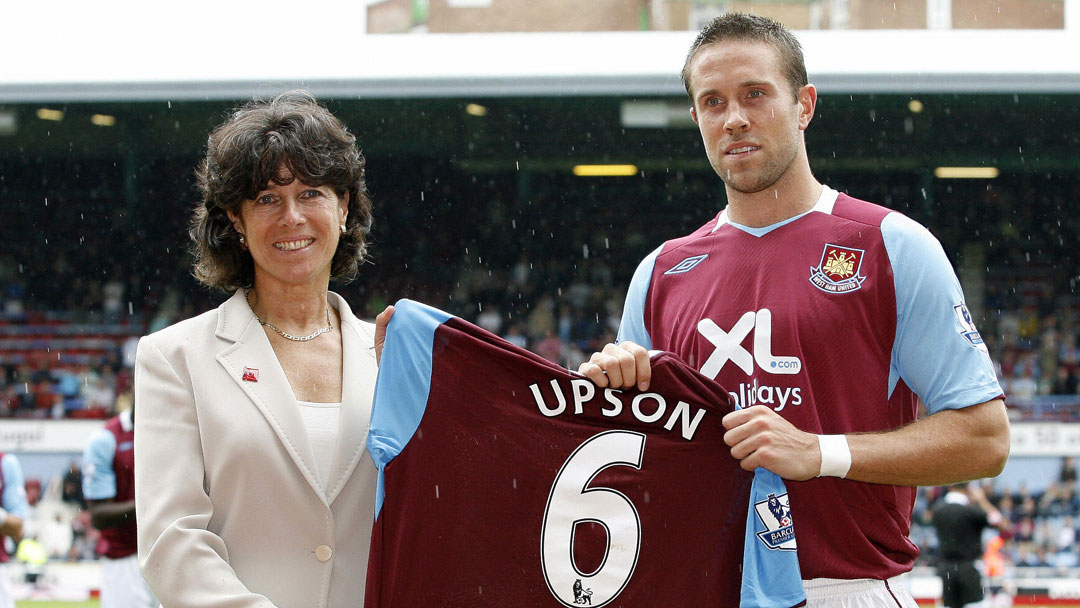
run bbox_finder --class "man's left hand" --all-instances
[721,405,821,481]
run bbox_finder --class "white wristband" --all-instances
[817,434,852,478]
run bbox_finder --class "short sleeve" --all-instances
[82,429,119,501]
[882,213,1003,413]
[616,245,662,349]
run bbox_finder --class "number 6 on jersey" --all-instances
[541,430,645,607]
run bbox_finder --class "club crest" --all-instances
[809,244,866,294]
[754,492,797,551]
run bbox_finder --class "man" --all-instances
[931,484,1002,608]
[1,452,31,608]
[579,12,1010,607]
[82,407,157,608]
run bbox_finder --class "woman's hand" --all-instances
[374,305,395,364]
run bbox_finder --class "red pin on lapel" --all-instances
[242,367,259,382]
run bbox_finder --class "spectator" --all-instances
[1061,456,1077,484]
[1,452,31,608]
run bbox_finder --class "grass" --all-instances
[16,602,99,608]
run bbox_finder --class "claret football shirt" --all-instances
[365,299,805,607]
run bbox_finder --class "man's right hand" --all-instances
[577,341,652,391]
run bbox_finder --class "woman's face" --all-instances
[228,168,348,291]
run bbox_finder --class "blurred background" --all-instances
[1,0,1078,604]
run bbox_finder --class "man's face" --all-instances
[688,40,812,194]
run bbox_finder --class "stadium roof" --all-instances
[1,1,1079,102]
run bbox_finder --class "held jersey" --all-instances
[82,410,138,559]
[366,299,805,608]
[618,186,1003,580]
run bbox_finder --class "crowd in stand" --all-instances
[2,165,1079,575]
[2,277,1079,429]
[913,458,1080,573]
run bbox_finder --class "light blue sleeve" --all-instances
[741,468,805,608]
[882,213,1003,413]
[81,429,118,501]
[367,298,453,518]
[616,245,662,349]
[1,453,31,518]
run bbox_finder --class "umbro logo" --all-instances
[664,254,709,275]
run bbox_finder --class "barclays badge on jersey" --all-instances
[953,303,988,352]
[754,492,797,551]
[809,244,866,294]
[664,254,709,275]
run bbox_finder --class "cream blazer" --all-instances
[134,290,377,608]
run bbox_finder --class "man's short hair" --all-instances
[681,12,808,101]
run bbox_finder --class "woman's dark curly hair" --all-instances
[190,91,373,292]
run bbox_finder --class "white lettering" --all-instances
[663,401,708,441]
[528,381,708,441]
[631,393,666,424]
[697,309,802,378]
[570,379,595,415]
[698,312,755,378]
[530,379,566,417]
[774,387,793,412]
[602,388,624,417]
[730,382,804,412]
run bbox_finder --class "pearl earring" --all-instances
[340,225,346,234]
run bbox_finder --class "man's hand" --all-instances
[721,405,821,481]
[374,305,395,364]
[577,341,652,390]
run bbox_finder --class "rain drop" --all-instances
[435,485,440,499]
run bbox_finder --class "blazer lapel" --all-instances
[214,290,324,500]
[326,292,377,505]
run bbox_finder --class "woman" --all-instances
[134,91,380,607]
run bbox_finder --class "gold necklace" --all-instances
[248,292,333,342]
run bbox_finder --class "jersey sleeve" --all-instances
[741,468,805,608]
[1,453,31,518]
[616,245,663,349]
[367,299,453,518]
[82,428,118,501]
[882,213,1003,413]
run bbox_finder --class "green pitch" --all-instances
[16,601,99,608]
